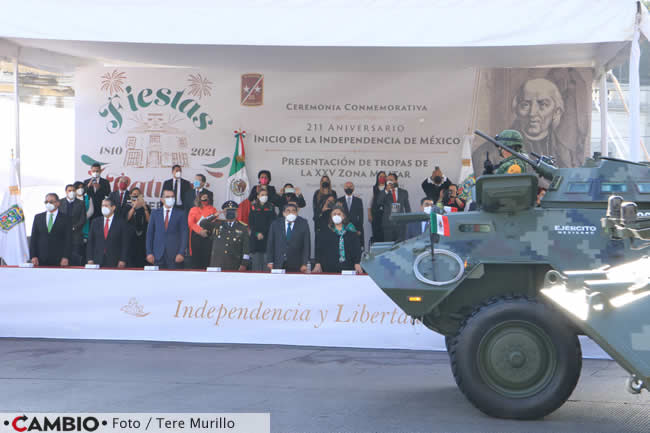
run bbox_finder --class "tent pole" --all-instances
[599,69,608,157]
[13,49,21,187]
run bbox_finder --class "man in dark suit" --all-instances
[87,197,130,267]
[376,172,411,242]
[265,203,311,273]
[406,198,434,239]
[146,189,189,269]
[109,175,131,219]
[184,173,213,208]
[337,181,364,248]
[161,165,192,211]
[84,162,111,222]
[30,193,72,267]
[59,184,87,265]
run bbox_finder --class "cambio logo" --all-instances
[5,416,104,432]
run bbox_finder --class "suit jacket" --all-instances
[58,198,86,245]
[265,216,311,270]
[161,178,193,211]
[87,216,130,266]
[184,188,214,209]
[109,190,131,219]
[406,220,430,239]
[29,211,72,266]
[376,188,411,227]
[146,207,189,262]
[337,195,364,235]
[84,177,111,219]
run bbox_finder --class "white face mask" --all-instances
[76,188,84,196]
[285,213,297,222]
[45,203,56,212]
[66,191,75,200]
[259,195,269,204]
[423,206,432,215]
[332,215,343,224]
[378,185,385,191]
[164,197,176,208]
[284,188,295,194]
[101,206,112,216]
[174,171,182,179]
[386,181,394,186]
[91,171,99,178]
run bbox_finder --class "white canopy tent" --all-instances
[0,0,648,181]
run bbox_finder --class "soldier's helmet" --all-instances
[495,129,524,152]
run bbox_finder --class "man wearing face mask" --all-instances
[84,163,111,222]
[421,166,452,203]
[185,174,213,207]
[30,193,72,267]
[336,181,364,248]
[87,197,130,268]
[109,175,131,219]
[266,203,311,273]
[199,201,250,271]
[406,198,435,239]
[146,189,188,269]
[376,172,411,242]
[161,165,192,211]
[59,184,87,266]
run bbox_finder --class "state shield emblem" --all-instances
[241,73,264,106]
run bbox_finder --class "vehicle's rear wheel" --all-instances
[449,297,582,419]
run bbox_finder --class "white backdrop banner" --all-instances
[75,65,476,238]
[0,268,608,358]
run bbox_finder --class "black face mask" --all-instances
[344,188,354,195]
[322,181,330,188]
[225,209,237,220]
[433,176,443,184]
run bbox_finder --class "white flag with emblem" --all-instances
[0,158,30,265]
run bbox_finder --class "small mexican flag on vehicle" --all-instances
[443,206,458,213]
[430,212,450,236]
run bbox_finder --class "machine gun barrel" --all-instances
[474,130,558,181]
[389,212,431,224]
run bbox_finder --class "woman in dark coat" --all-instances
[313,204,362,274]
[312,176,337,251]
[248,187,276,271]
[369,170,387,244]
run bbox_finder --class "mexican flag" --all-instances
[226,130,251,204]
[0,158,30,265]
[430,212,450,237]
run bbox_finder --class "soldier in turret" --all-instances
[492,129,528,174]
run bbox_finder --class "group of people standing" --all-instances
[28,161,466,273]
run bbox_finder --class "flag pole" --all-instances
[13,50,21,188]
[429,212,436,280]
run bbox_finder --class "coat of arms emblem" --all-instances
[241,73,264,106]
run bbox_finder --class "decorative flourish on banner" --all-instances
[100,70,127,95]
[202,157,231,169]
[121,298,150,318]
[186,74,213,99]
[0,205,25,232]
[81,154,109,167]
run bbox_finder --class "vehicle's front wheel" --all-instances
[449,297,582,420]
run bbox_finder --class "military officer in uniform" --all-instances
[492,129,528,175]
[200,200,250,271]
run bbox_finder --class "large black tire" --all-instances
[449,297,582,420]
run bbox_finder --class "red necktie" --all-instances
[392,189,397,202]
[104,218,109,239]
[164,209,170,230]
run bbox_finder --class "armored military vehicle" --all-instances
[361,131,650,419]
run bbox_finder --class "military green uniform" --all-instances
[494,155,527,174]
[493,129,527,175]
[200,218,251,270]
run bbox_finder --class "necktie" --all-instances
[165,209,170,230]
[68,200,74,213]
[286,222,293,240]
[104,217,109,239]
[47,213,53,233]
[175,180,182,205]
[347,197,352,210]
[392,189,397,202]
[120,192,124,205]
